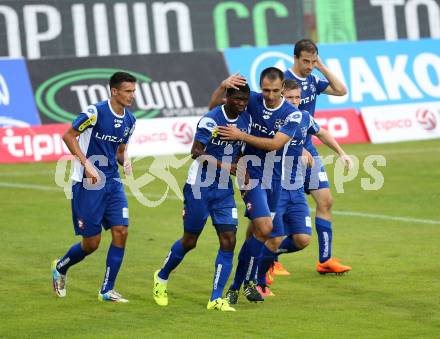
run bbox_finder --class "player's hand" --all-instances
[218,125,245,141]
[301,149,314,168]
[340,154,353,170]
[315,55,326,72]
[221,73,247,90]
[123,160,132,176]
[84,161,100,185]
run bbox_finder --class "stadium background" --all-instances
[1,0,439,337]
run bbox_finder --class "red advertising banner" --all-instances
[0,124,71,163]
[312,108,370,145]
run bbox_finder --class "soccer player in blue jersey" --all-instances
[218,80,352,294]
[284,38,352,274]
[209,68,302,301]
[51,72,136,302]
[152,84,251,312]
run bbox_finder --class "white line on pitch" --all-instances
[1,181,439,226]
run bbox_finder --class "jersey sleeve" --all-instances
[279,111,302,138]
[72,105,98,132]
[195,116,217,145]
[123,121,136,144]
[307,115,320,135]
[313,74,330,95]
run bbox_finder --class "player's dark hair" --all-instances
[109,72,137,89]
[259,67,284,86]
[283,79,300,91]
[226,83,250,97]
[294,39,318,58]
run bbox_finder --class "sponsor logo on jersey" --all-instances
[95,131,124,143]
[114,118,123,128]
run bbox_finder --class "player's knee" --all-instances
[252,219,272,240]
[317,195,333,213]
[82,236,101,253]
[293,234,310,250]
[111,227,128,247]
[219,232,236,251]
[181,234,198,251]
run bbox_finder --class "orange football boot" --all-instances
[273,261,290,276]
[316,258,352,275]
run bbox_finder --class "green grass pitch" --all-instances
[1,139,440,338]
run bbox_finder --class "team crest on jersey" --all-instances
[301,127,307,138]
[274,119,284,130]
[123,127,130,137]
[310,83,316,93]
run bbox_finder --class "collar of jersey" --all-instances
[288,68,306,81]
[263,97,285,111]
[221,105,239,122]
[107,99,126,118]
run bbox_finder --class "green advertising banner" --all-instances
[316,0,357,43]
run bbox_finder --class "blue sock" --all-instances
[100,244,125,294]
[316,217,332,263]
[278,236,300,254]
[257,245,277,286]
[210,249,233,301]
[243,236,265,284]
[158,240,186,280]
[229,240,248,290]
[56,242,88,275]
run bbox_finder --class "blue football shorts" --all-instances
[182,183,238,235]
[242,179,283,237]
[272,187,312,237]
[303,153,330,194]
[71,179,129,238]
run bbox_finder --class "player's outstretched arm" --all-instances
[207,73,247,110]
[315,128,353,169]
[218,125,289,151]
[63,127,100,183]
[316,56,347,96]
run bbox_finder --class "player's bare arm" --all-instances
[301,148,315,168]
[191,139,236,174]
[208,73,247,110]
[116,144,132,175]
[315,55,347,96]
[62,127,100,184]
[315,128,353,169]
[218,125,290,151]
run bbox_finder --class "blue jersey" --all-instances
[279,110,320,189]
[186,105,251,188]
[71,100,136,182]
[244,91,301,182]
[284,69,328,154]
